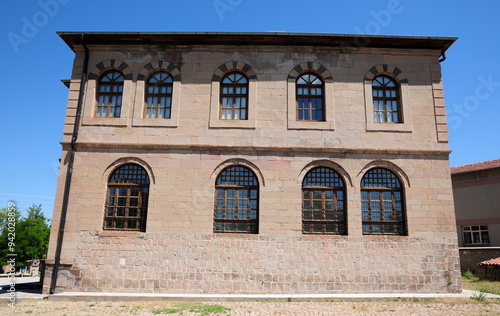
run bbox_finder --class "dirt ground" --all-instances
[1,298,500,315]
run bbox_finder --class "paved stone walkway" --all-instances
[1,296,500,315]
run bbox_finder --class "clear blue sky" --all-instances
[1,0,499,219]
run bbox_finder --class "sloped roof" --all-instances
[478,257,500,266]
[451,159,500,175]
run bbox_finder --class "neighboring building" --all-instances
[451,159,500,272]
[44,32,460,294]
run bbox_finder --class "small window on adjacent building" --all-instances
[220,72,248,120]
[104,164,149,232]
[361,168,406,235]
[372,75,401,123]
[214,166,258,233]
[96,70,124,118]
[463,225,490,245]
[302,167,346,235]
[296,73,324,121]
[145,71,173,119]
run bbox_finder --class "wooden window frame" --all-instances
[144,71,173,119]
[361,168,406,235]
[372,75,402,124]
[96,70,124,118]
[219,72,249,120]
[104,164,149,232]
[296,73,325,122]
[214,166,259,234]
[302,167,346,235]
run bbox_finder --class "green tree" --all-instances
[0,204,51,268]
[0,205,21,232]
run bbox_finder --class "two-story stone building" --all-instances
[44,32,460,294]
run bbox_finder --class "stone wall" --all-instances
[45,232,460,294]
[459,247,500,273]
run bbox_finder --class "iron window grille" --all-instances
[214,166,258,233]
[104,164,149,232]
[302,167,347,235]
[361,168,406,235]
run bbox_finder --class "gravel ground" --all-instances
[2,298,500,315]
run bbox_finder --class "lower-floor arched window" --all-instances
[361,168,406,235]
[302,167,346,234]
[214,165,259,233]
[104,164,149,232]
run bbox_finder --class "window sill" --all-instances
[462,244,491,247]
[99,231,145,238]
[288,120,335,130]
[82,117,128,127]
[302,233,348,237]
[366,121,413,133]
[132,117,178,128]
[362,234,408,238]
[213,232,259,238]
[209,119,256,129]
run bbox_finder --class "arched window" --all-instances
[302,167,346,234]
[104,164,149,232]
[214,166,258,233]
[220,72,248,120]
[296,73,324,121]
[361,168,406,235]
[145,71,173,119]
[372,75,401,123]
[96,70,124,118]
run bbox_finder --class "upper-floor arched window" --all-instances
[145,71,173,119]
[372,75,401,123]
[296,73,325,121]
[220,72,248,120]
[96,70,124,118]
[361,168,406,235]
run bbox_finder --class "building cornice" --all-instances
[60,141,451,157]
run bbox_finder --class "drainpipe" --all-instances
[50,33,89,294]
[439,51,446,63]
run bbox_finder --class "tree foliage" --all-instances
[0,204,51,268]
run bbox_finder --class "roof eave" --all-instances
[57,31,457,53]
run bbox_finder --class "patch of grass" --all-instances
[471,290,487,302]
[25,311,33,314]
[152,307,181,314]
[462,274,500,296]
[152,302,230,315]
[463,269,480,281]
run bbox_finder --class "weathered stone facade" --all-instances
[44,32,460,294]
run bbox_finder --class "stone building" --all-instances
[451,159,500,272]
[44,32,460,294]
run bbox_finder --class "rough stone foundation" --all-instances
[44,231,461,294]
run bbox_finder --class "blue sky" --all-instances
[1,0,499,219]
